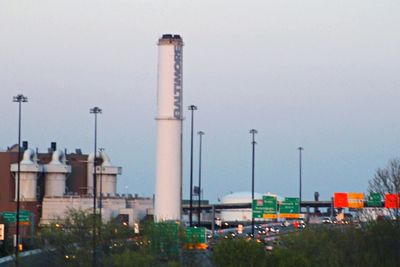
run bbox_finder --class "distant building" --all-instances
[0,142,152,237]
[219,192,263,222]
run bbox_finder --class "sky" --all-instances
[0,0,399,202]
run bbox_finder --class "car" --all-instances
[265,245,273,251]
[322,217,332,224]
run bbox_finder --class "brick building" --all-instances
[0,142,152,242]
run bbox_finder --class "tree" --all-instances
[269,223,400,267]
[368,158,400,220]
[212,238,267,267]
[35,210,199,267]
[369,158,400,195]
[36,208,135,267]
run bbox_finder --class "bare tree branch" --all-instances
[368,158,400,221]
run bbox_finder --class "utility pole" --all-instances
[90,106,102,267]
[13,94,28,267]
[298,147,304,206]
[249,129,257,237]
[188,105,197,227]
[197,131,204,226]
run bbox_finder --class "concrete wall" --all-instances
[40,196,153,225]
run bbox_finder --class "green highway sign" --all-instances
[1,211,30,222]
[367,193,382,207]
[150,222,180,257]
[185,227,206,244]
[280,197,300,214]
[263,196,277,214]
[279,197,300,218]
[252,199,265,218]
[252,196,278,219]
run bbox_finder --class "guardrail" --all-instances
[0,249,42,267]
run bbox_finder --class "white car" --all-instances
[322,217,332,224]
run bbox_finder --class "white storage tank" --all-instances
[44,149,71,197]
[220,192,263,222]
[10,148,42,201]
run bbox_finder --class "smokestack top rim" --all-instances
[161,34,182,39]
[158,34,183,46]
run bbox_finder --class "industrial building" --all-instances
[0,142,152,237]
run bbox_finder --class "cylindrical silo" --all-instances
[44,149,71,197]
[96,150,121,196]
[87,153,95,195]
[154,34,184,222]
[10,148,42,201]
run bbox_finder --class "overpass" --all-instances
[182,200,383,211]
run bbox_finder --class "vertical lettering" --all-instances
[173,45,182,119]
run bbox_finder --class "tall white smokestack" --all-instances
[154,34,184,222]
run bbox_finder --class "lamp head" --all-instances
[13,94,28,103]
[90,106,102,114]
[249,129,258,134]
[188,105,197,111]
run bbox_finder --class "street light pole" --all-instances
[99,148,104,236]
[249,129,257,238]
[298,146,304,208]
[197,131,205,226]
[13,94,27,266]
[188,105,197,227]
[90,106,101,267]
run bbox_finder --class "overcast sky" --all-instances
[1,0,399,202]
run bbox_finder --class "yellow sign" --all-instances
[184,243,208,250]
[0,224,4,241]
[280,213,301,219]
[336,212,344,221]
[263,214,278,219]
[348,193,364,208]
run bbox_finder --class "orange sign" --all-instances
[334,193,348,208]
[279,213,301,219]
[385,194,400,208]
[263,214,278,219]
[348,193,364,208]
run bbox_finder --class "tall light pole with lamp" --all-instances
[90,106,101,267]
[249,129,257,237]
[13,94,27,265]
[197,131,204,226]
[298,146,304,209]
[98,148,104,234]
[188,104,197,227]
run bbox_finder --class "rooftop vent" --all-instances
[51,142,57,151]
[22,141,28,150]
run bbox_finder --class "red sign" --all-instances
[385,194,400,208]
[334,193,348,208]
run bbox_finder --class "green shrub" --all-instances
[213,238,266,267]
